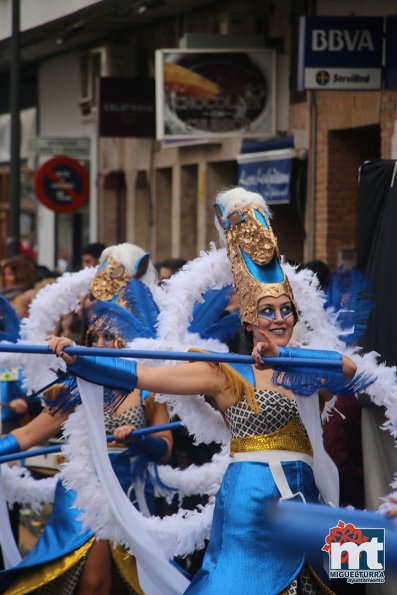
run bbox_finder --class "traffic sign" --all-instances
[35,156,89,213]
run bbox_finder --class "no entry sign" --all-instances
[35,156,89,213]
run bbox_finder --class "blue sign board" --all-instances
[298,16,383,90]
[237,148,295,205]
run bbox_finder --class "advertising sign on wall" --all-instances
[98,78,156,138]
[237,147,296,205]
[155,49,276,139]
[298,16,383,90]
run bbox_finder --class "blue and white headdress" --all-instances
[89,243,158,302]
[214,187,298,326]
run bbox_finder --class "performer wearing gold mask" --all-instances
[0,244,172,595]
[50,188,361,595]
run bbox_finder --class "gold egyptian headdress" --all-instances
[89,243,157,304]
[214,187,298,326]
[86,243,159,346]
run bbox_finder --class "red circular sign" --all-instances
[35,156,89,214]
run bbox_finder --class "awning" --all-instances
[237,136,297,205]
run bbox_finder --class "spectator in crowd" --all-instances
[0,256,36,318]
[157,257,187,283]
[81,242,107,268]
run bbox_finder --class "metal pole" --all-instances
[8,0,21,257]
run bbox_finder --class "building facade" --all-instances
[0,0,396,270]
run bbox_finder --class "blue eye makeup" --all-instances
[257,303,294,320]
[90,331,116,346]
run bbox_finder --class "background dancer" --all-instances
[0,246,172,595]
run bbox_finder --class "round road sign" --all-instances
[35,155,89,214]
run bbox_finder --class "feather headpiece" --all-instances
[87,280,159,343]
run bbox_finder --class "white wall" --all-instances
[0,0,102,41]
[37,51,97,268]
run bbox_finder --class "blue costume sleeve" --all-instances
[132,435,167,461]
[0,434,20,456]
[69,355,137,392]
[273,346,374,396]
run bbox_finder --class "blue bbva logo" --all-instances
[311,29,375,52]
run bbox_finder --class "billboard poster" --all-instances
[99,77,156,138]
[155,49,276,139]
[298,16,383,90]
[237,148,296,205]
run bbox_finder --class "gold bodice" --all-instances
[225,389,313,456]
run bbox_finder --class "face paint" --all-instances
[90,330,116,347]
[257,302,294,321]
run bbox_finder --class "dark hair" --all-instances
[81,242,107,260]
[1,256,36,289]
[304,260,331,290]
[158,258,187,275]
[35,265,60,282]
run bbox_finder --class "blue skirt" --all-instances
[185,460,324,595]
[0,451,147,593]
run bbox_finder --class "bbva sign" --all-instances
[312,29,375,52]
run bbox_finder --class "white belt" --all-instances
[231,450,313,502]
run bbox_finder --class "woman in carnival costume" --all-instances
[49,187,371,595]
[0,244,174,595]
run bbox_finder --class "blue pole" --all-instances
[0,343,342,369]
[274,500,397,568]
[0,421,183,464]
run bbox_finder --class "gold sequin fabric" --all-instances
[230,418,313,457]
[104,404,147,433]
[30,557,87,594]
[223,205,298,325]
[225,389,299,438]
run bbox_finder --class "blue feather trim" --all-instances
[88,299,157,343]
[189,287,232,332]
[324,267,373,346]
[119,280,159,336]
[271,367,376,397]
[0,295,20,343]
[44,373,129,415]
[189,286,241,342]
[199,311,241,342]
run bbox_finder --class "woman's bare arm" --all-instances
[136,361,227,398]
[145,400,173,460]
[11,407,69,451]
[48,334,228,400]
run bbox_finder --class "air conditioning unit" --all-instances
[79,47,108,117]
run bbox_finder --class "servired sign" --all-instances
[298,16,383,90]
[35,156,89,213]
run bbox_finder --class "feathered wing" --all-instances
[324,267,373,347]
[189,286,240,341]
[120,280,159,337]
[0,295,20,343]
[89,300,156,341]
